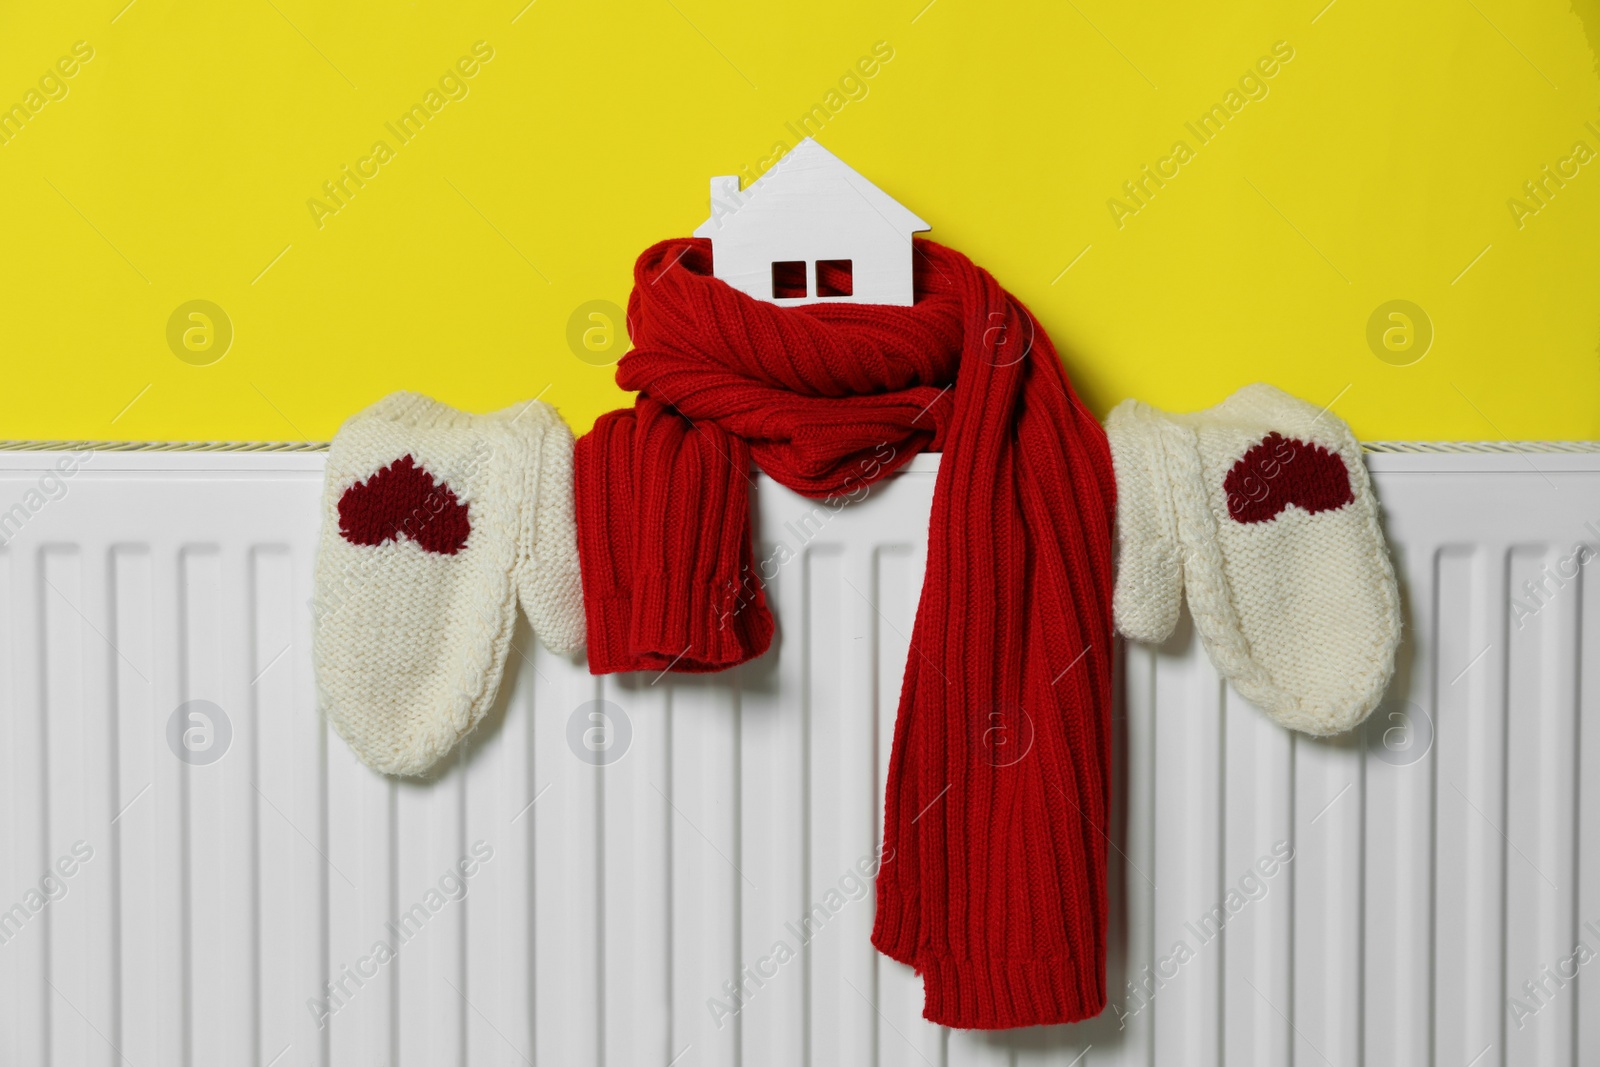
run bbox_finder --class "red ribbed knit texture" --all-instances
[573,238,1116,1029]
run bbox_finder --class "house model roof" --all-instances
[692,138,930,307]
[694,138,930,238]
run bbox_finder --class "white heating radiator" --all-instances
[0,446,1596,1067]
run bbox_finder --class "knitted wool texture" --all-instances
[314,392,585,777]
[574,238,1117,1029]
[1106,383,1401,735]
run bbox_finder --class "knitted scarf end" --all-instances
[915,954,1106,1030]
[872,892,1106,1030]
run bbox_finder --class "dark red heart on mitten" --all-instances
[1224,432,1353,524]
[338,454,471,554]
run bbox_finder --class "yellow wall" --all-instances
[2,0,1598,442]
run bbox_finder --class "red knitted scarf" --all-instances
[574,237,1115,1029]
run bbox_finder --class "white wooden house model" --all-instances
[692,138,930,306]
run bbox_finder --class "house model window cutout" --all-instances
[692,138,931,307]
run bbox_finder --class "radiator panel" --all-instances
[0,451,1595,1067]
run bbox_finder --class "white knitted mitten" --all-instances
[512,401,586,655]
[1107,384,1401,736]
[313,392,585,776]
[1105,399,1185,643]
